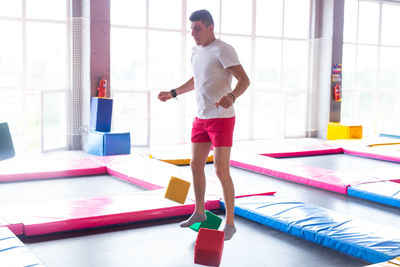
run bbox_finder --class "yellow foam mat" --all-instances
[160,155,213,166]
[368,143,400,148]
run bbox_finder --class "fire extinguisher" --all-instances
[97,78,107,98]
[332,64,342,102]
[334,84,341,101]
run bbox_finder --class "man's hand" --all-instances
[215,94,234,108]
[158,91,173,102]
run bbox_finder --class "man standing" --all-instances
[158,9,249,241]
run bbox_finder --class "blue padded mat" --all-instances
[348,181,400,208]
[222,196,400,263]
[379,133,400,139]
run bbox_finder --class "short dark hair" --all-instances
[189,9,214,26]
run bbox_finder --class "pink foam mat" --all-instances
[234,140,343,156]
[346,166,400,184]
[343,147,400,163]
[101,154,190,189]
[0,154,225,237]
[0,153,276,238]
[235,192,276,198]
[97,155,278,209]
[260,144,343,158]
[0,158,106,182]
[0,154,187,189]
[0,217,23,236]
[0,190,220,236]
[338,145,400,183]
[230,152,383,194]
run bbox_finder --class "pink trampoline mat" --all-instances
[0,157,106,182]
[0,174,147,206]
[0,154,220,236]
[0,190,220,236]
[230,141,400,195]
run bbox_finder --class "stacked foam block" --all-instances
[164,176,225,266]
[86,97,130,156]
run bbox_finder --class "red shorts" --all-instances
[191,117,235,147]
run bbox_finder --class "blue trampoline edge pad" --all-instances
[347,182,400,208]
[224,196,400,264]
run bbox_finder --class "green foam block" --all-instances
[189,210,222,232]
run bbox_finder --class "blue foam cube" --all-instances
[86,130,131,156]
[90,97,113,132]
[0,122,15,161]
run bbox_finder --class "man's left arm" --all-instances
[229,64,250,99]
[215,64,250,108]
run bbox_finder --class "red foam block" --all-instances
[194,228,224,266]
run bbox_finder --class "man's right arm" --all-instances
[158,77,194,102]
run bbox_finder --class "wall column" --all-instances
[80,0,110,151]
[308,0,344,139]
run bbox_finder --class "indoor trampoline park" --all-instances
[1,1,400,267]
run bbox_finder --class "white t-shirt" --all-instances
[191,39,240,119]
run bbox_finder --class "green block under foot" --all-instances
[189,210,222,232]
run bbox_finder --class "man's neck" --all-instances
[202,36,216,47]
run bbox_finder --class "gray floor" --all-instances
[18,154,400,267]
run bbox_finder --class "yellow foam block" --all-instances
[164,176,191,204]
[327,122,363,140]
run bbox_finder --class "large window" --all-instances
[111,0,312,145]
[0,0,68,152]
[342,0,400,136]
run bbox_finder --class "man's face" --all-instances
[191,20,213,46]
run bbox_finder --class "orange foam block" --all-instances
[194,228,225,266]
[164,176,191,204]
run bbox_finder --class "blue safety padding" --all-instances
[379,133,400,139]
[0,227,45,266]
[86,130,130,156]
[0,122,15,161]
[90,97,113,132]
[348,181,400,208]
[221,196,400,263]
